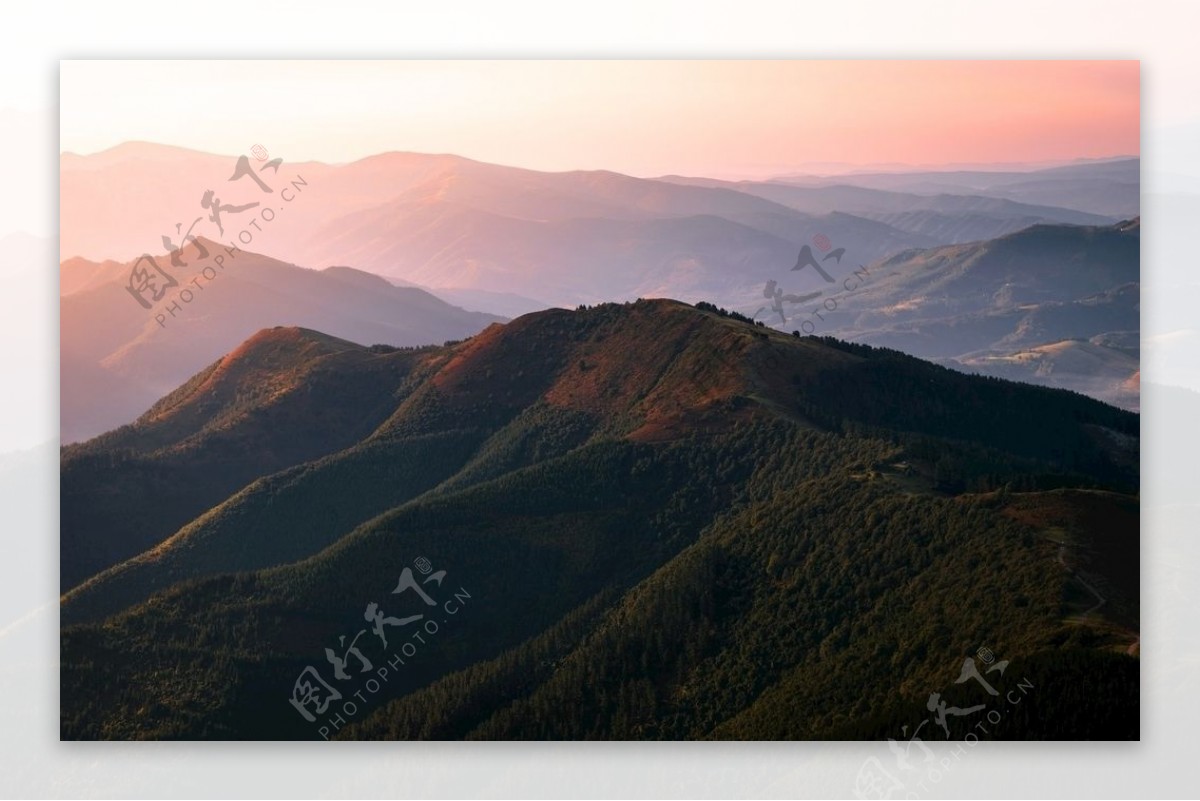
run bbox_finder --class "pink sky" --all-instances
[60,60,1139,178]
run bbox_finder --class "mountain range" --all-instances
[61,300,1138,740]
[59,144,1141,740]
[61,145,1134,311]
[60,145,1140,419]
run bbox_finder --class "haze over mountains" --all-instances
[794,220,1141,409]
[61,143,936,304]
[61,300,1139,739]
[61,144,1135,308]
[763,157,1140,218]
[657,173,1117,244]
[60,143,1140,418]
[60,238,502,443]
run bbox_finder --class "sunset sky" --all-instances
[60,60,1139,178]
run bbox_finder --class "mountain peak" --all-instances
[138,326,365,428]
[228,324,362,355]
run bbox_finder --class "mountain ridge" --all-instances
[63,299,1137,624]
[61,298,1139,740]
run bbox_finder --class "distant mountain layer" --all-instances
[761,158,1140,219]
[664,177,1114,223]
[62,300,1138,740]
[63,145,1125,315]
[947,339,1140,411]
[735,219,1141,410]
[60,238,504,443]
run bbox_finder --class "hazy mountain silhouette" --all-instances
[60,144,940,309]
[659,173,1118,246]
[62,144,1132,319]
[761,158,1140,218]
[755,220,1141,409]
[60,238,503,443]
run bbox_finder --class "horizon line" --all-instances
[59,139,1141,181]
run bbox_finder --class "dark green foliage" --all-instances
[787,337,1137,491]
[61,429,490,625]
[59,301,1139,740]
[341,436,1089,741]
[60,334,430,591]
